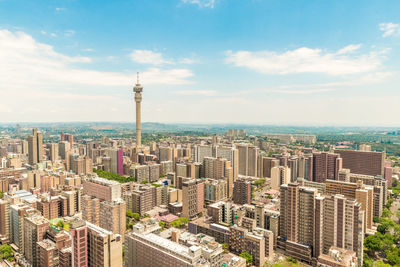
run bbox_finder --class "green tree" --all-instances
[386,248,400,265]
[239,252,253,265]
[132,213,140,221]
[0,244,14,262]
[373,216,381,223]
[126,209,134,218]
[141,180,149,184]
[364,235,382,253]
[375,260,392,267]
[0,191,3,199]
[222,243,229,252]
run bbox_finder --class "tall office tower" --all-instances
[270,166,291,191]
[216,146,239,179]
[334,149,385,177]
[105,148,123,175]
[233,178,252,205]
[182,179,204,218]
[70,220,88,267]
[314,194,364,266]
[133,74,143,148]
[27,128,44,165]
[24,215,50,266]
[99,200,126,242]
[87,222,123,267]
[0,199,10,242]
[82,195,100,225]
[83,177,122,202]
[61,132,74,147]
[46,143,59,162]
[312,152,342,183]
[194,145,213,163]
[237,144,259,177]
[356,185,374,231]
[58,141,71,160]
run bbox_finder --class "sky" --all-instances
[0,0,399,126]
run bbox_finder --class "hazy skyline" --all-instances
[1,0,399,126]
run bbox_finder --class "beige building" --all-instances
[24,215,50,266]
[270,166,291,190]
[87,222,123,267]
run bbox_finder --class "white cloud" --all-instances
[129,50,172,65]
[182,0,215,8]
[225,46,386,76]
[0,29,193,89]
[336,44,362,55]
[379,22,400,37]
[55,7,65,12]
[50,33,57,37]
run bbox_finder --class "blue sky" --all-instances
[1,0,399,125]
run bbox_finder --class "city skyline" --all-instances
[1,0,400,126]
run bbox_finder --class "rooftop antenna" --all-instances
[137,72,139,84]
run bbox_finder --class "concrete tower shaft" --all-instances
[133,73,143,148]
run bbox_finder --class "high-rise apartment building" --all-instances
[0,199,10,242]
[182,179,204,218]
[194,145,213,163]
[37,239,59,267]
[233,178,252,205]
[87,222,123,267]
[83,177,121,202]
[216,146,239,179]
[312,152,342,183]
[125,230,205,267]
[270,166,291,191]
[237,144,259,177]
[334,149,385,177]
[99,200,126,242]
[46,143,59,162]
[24,215,50,267]
[70,220,88,267]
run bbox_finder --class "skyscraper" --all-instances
[27,128,44,165]
[133,73,143,148]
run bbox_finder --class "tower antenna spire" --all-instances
[137,72,139,84]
